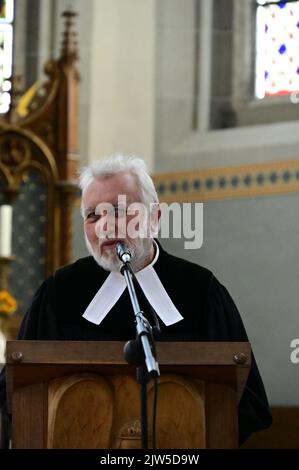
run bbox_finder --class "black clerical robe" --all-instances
[0,244,272,445]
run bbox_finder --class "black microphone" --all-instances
[116,242,131,263]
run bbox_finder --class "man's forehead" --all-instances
[83,172,140,203]
[95,172,137,188]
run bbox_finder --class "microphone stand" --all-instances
[119,255,160,449]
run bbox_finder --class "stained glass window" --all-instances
[0,0,14,113]
[255,0,299,99]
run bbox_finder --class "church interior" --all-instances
[0,0,298,449]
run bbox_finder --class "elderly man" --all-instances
[0,155,272,446]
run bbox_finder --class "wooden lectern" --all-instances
[6,340,250,449]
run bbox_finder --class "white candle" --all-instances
[0,205,12,257]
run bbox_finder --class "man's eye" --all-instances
[86,212,98,220]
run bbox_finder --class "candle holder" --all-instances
[0,256,17,318]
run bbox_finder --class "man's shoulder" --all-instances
[53,256,105,281]
[159,245,213,282]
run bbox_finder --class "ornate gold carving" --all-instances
[0,9,79,289]
[60,10,79,66]
[0,135,30,168]
[38,122,55,149]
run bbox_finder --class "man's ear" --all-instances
[152,202,161,221]
[149,202,161,236]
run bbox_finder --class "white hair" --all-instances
[79,155,159,207]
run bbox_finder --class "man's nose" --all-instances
[95,214,116,238]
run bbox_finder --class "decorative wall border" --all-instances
[153,159,299,202]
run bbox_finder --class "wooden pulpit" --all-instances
[6,340,250,449]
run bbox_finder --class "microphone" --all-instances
[116,242,131,263]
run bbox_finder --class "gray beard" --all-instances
[84,234,152,272]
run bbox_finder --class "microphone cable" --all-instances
[126,265,160,449]
[117,243,160,449]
